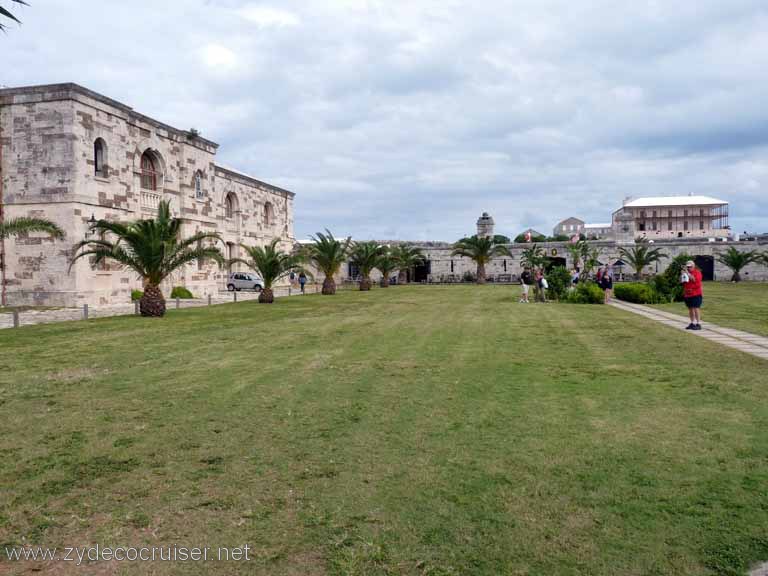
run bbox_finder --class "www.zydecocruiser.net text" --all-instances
[5,544,252,566]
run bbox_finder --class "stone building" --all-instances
[612,195,729,241]
[0,83,295,306]
[552,217,584,238]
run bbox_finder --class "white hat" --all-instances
[685,260,695,267]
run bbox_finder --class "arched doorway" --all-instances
[413,260,431,283]
[545,257,567,272]
[695,255,714,281]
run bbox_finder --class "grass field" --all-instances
[2,286,768,575]
[651,282,768,336]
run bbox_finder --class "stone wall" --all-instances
[0,83,295,306]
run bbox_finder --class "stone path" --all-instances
[0,285,318,330]
[610,300,768,361]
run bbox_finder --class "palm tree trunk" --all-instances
[732,270,741,282]
[397,270,407,284]
[476,262,486,284]
[322,276,336,295]
[140,284,166,317]
[258,288,274,303]
[381,275,390,288]
[360,276,371,291]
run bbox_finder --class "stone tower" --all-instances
[476,212,495,238]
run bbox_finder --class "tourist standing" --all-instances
[540,271,549,302]
[600,267,613,303]
[299,271,307,294]
[682,260,703,330]
[520,268,532,303]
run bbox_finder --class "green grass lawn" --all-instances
[2,286,768,575]
[651,282,768,336]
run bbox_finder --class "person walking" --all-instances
[298,271,307,294]
[681,260,703,330]
[600,266,613,303]
[520,268,532,303]
[540,271,549,302]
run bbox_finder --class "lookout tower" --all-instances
[476,212,495,238]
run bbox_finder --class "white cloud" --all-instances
[199,43,238,71]
[238,5,300,28]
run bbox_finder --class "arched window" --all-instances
[140,152,158,191]
[264,202,274,226]
[194,172,204,200]
[94,139,107,177]
[225,193,236,219]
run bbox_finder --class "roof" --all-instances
[584,223,612,229]
[623,195,727,208]
[0,83,219,151]
[555,216,585,224]
[215,164,295,198]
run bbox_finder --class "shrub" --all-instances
[614,283,661,304]
[653,254,690,302]
[131,289,143,301]
[567,281,604,304]
[545,266,572,301]
[171,286,195,299]
[462,271,476,283]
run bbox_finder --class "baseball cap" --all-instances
[685,260,695,267]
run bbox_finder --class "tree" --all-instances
[70,200,223,317]
[305,230,351,295]
[391,244,424,284]
[582,246,602,278]
[349,241,384,291]
[231,239,304,303]
[716,247,761,282]
[565,240,587,270]
[618,242,668,280]
[375,248,399,287]
[451,235,511,284]
[0,0,28,30]
[493,234,511,244]
[520,243,546,270]
[0,216,63,240]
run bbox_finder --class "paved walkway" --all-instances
[0,285,319,330]
[610,300,768,361]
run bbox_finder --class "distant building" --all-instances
[476,212,495,238]
[553,217,584,238]
[612,196,729,241]
[583,223,613,240]
[518,227,546,241]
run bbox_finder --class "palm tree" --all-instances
[231,239,304,303]
[70,200,223,317]
[0,216,63,240]
[349,241,384,291]
[375,248,399,287]
[452,235,512,284]
[520,243,546,271]
[582,246,602,278]
[305,230,351,295]
[391,244,424,284]
[565,240,589,270]
[0,0,27,30]
[619,242,668,280]
[716,247,761,282]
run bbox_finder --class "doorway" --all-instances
[695,255,714,281]
[413,260,431,283]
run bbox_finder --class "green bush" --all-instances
[653,254,690,302]
[614,283,661,304]
[545,266,572,301]
[170,286,195,299]
[567,281,604,304]
[131,289,144,301]
[462,271,476,283]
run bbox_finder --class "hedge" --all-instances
[614,283,661,304]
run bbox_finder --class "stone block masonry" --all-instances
[0,83,296,306]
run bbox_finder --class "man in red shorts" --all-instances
[682,260,703,330]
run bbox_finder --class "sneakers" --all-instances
[693,324,702,330]
[686,323,695,330]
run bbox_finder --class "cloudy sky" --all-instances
[3,0,768,240]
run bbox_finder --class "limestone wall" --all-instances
[1,83,294,306]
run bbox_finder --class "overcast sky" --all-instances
[3,0,768,240]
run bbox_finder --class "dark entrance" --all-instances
[413,260,431,283]
[694,255,714,281]
[545,257,567,272]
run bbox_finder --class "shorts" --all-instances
[521,284,529,295]
[684,295,703,309]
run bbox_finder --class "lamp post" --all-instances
[85,214,97,238]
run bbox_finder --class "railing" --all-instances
[140,191,161,211]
